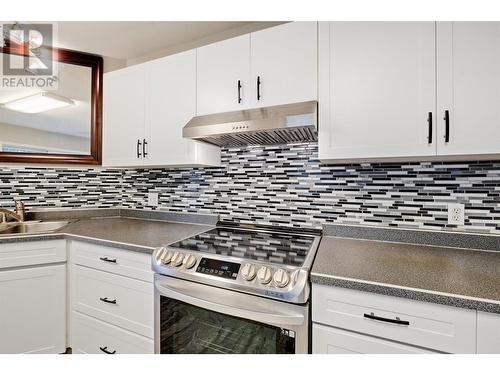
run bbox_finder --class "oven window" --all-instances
[160,296,296,354]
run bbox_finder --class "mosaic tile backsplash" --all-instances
[2,142,500,234]
[0,168,122,209]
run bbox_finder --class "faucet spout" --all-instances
[0,200,26,223]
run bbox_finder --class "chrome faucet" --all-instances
[0,200,26,223]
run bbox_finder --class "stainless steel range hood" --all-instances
[183,101,317,148]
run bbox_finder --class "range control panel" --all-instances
[196,257,240,280]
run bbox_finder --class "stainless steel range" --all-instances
[152,222,321,354]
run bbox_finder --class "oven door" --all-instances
[154,274,308,354]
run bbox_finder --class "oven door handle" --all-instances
[155,282,305,326]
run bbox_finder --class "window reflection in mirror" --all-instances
[0,58,92,155]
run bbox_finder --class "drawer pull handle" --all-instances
[100,297,117,304]
[100,346,116,354]
[363,313,410,326]
[99,256,117,263]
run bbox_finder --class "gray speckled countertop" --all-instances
[0,215,214,254]
[61,217,213,253]
[312,233,500,314]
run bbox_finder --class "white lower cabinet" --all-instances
[313,324,437,354]
[477,311,500,354]
[312,284,477,354]
[3,238,498,355]
[0,239,66,269]
[71,265,154,338]
[69,240,154,283]
[71,311,153,354]
[69,241,154,354]
[0,264,66,354]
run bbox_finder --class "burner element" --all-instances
[166,226,315,267]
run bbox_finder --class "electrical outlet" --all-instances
[147,192,159,207]
[448,203,465,225]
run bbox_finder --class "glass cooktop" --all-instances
[167,227,316,267]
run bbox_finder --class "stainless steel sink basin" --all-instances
[0,222,17,232]
[0,220,71,236]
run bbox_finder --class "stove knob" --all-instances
[161,250,174,264]
[171,252,184,267]
[183,254,197,269]
[291,269,300,286]
[156,247,166,261]
[241,264,256,281]
[257,266,272,284]
[273,268,290,288]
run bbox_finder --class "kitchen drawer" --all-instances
[313,323,437,354]
[71,265,154,338]
[0,240,66,269]
[70,241,153,282]
[72,311,153,354]
[312,284,476,353]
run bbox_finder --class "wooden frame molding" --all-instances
[0,44,103,165]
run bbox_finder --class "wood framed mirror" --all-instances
[0,42,103,165]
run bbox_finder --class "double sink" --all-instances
[0,220,72,236]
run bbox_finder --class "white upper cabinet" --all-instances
[144,50,220,167]
[250,22,318,108]
[196,35,251,116]
[196,22,318,116]
[437,22,500,156]
[103,51,220,168]
[318,22,436,162]
[319,21,500,162]
[103,64,146,166]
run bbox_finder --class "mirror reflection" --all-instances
[0,57,92,155]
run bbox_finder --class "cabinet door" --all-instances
[250,22,317,108]
[477,311,500,354]
[318,22,436,161]
[103,64,145,167]
[0,264,66,354]
[144,50,220,167]
[196,34,251,115]
[437,22,500,156]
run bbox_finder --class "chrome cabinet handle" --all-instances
[100,346,116,354]
[363,312,410,326]
[100,297,117,304]
[143,138,148,157]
